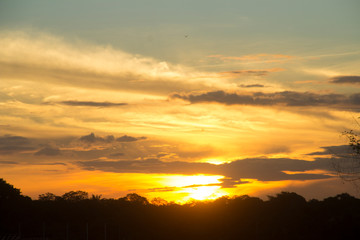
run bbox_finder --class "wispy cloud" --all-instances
[0,31,227,95]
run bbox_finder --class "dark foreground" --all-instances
[1,179,360,240]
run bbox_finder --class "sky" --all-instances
[1,0,360,202]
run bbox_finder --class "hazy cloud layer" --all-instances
[0,132,346,190]
[0,135,30,145]
[171,90,360,110]
[331,76,360,84]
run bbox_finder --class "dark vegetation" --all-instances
[1,178,360,240]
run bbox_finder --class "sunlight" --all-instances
[183,186,226,201]
[203,158,228,165]
[160,174,227,202]
[167,174,224,187]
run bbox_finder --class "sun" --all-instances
[184,186,225,201]
[162,174,227,202]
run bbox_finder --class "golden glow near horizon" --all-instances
[0,31,357,201]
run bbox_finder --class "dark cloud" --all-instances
[307,145,353,156]
[79,133,115,143]
[0,160,18,164]
[0,135,30,145]
[109,152,125,158]
[239,84,265,88]
[79,133,144,144]
[331,76,360,84]
[105,135,115,142]
[220,178,250,188]
[80,133,99,143]
[218,158,333,182]
[171,90,360,110]
[55,100,128,107]
[77,157,335,187]
[222,70,270,76]
[116,135,146,142]
[0,135,34,154]
[35,147,61,156]
[0,146,35,154]
[157,153,172,158]
[34,162,67,166]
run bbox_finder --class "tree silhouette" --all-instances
[62,190,89,201]
[0,178,22,201]
[38,192,57,201]
[336,128,360,187]
[90,194,102,201]
[123,193,149,205]
[2,178,360,239]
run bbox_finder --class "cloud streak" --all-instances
[239,84,265,88]
[53,101,128,107]
[331,76,360,85]
[171,90,360,110]
[219,68,284,77]
[208,54,294,63]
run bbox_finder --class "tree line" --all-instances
[1,178,360,240]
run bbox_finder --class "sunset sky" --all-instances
[1,0,360,202]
